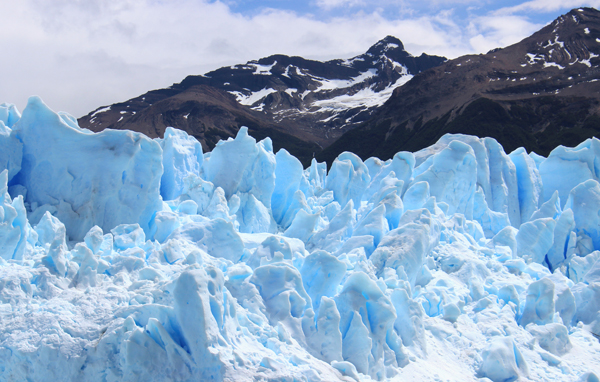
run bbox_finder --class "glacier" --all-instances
[1,96,600,381]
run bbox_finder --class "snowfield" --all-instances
[1,96,600,381]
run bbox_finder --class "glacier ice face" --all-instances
[540,139,600,209]
[159,126,204,201]
[0,170,28,261]
[478,336,529,381]
[565,179,600,253]
[1,96,600,381]
[0,114,22,183]
[413,140,477,218]
[11,96,163,241]
[510,147,543,224]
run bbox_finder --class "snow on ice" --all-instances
[1,96,600,381]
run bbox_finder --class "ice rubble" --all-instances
[1,97,600,381]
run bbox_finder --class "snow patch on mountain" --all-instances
[544,61,565,69]
[578,52,599,67]
[230,88,278,106]
[312,75,413,110]
[253,61,277,75]
[340,56,366,67]
[315,69,378,92]
[90,105,111,118]
[282,65,297,78]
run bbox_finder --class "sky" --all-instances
[2,0,600,118]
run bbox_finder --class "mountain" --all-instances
[319,7,600,164]
[77,36,446,165]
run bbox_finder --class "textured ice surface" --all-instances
[1,97,600,381]
[12,96,163,242]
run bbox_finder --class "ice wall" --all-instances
[1,97,599,382]
[9,97,163,242]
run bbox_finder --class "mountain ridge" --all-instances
[78,36,446,165]
[318,7,600,163]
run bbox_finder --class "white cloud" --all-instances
[315,0,365,10]
[467,15,543,53]
[495,0,600,15]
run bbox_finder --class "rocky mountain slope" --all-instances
[78,36,445,165]
[319,7,600,163]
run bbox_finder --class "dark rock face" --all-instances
[319,8,600,163]
[77,36,445,166]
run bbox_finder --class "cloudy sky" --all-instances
[2,0,600,117]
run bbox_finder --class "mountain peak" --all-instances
[567,6,600,18]
[545,6,600,35]
[367,35,406,56]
